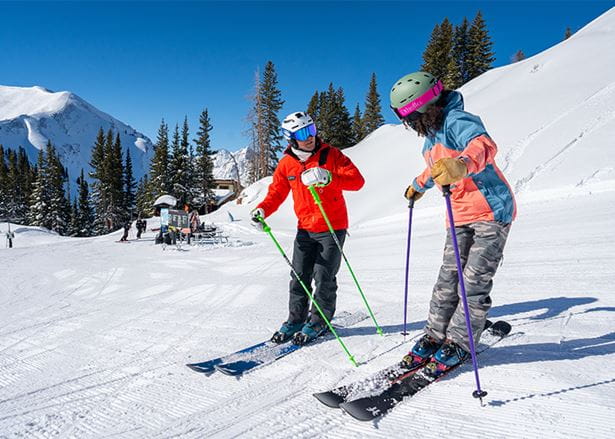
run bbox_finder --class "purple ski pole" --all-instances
[402,197,415,336]
[442,185,487,402]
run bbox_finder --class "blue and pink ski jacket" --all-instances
[412,91,516,226]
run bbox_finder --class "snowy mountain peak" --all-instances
[0,85,74,121]
[0,84,154,191]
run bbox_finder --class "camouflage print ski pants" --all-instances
[288,229,346,325]
[424,221,511,352]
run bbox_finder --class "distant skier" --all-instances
[6,230,14,248]
[119,221,131,242]
[136,217,147,239]
[389,72,516,369]
[251,112,365,345]
[189,209,200,233]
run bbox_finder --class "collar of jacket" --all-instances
[283,137,324,162]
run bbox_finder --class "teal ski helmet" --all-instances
[390,72,443,120]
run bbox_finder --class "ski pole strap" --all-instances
[256,216,358,367]
[306,186,383,336]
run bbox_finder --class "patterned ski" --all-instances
[338,321,512,421]
[313,320,494,408]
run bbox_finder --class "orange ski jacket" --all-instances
[257,142,364,233]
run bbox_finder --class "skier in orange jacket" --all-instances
[252,112,364,345]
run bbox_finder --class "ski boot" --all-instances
[425,339,469,378]
[271,321,304,344]
[401,334,443,370]
[292,321,327,346]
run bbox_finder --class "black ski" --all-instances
[338,320,512,421]
[313,319,494,409]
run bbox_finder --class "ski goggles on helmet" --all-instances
[391,80,444,121]
[288,123,317,141]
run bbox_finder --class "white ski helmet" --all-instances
[281,112,315,140]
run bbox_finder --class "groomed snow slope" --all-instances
[1,7,615,439]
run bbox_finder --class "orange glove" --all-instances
[431,158,468,186]
[403,185,424,202]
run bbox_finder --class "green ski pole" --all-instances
[256,216,358,367]
[307,185,383,336]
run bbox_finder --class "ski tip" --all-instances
[214,364,243,376]
[339,400,381,422]
[313,391,345,409]
[186,364,215,374]
[490,320,512,336]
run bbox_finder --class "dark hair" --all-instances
[404,90,452,137]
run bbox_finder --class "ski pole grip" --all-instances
[257,216,271,233]
[442,185,452,196]
[408,197,415,209]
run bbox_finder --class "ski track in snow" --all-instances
[1,189,614,438]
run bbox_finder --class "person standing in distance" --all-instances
[390,72,516,369]
[251,112,365,345]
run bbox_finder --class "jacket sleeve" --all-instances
[331,149,365,191]
[459,134,497,176]
[446,110,495,176]
[256,162,291,217]
[412,166,435,192]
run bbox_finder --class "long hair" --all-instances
[405,90,452,138]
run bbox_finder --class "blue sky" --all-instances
[1,1,612,152]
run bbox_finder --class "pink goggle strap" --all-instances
[396,81,444,117]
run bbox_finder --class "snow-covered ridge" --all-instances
[212,147,255,186]
[0,85,73,120]
[0,84,154,192]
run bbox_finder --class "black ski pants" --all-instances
[288,229,346,325]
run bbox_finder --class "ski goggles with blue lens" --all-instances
[290,123,317,141]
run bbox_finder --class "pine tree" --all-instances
[28,149,50,228]
[421,22,441,76]
[16,147,33,224]
[363,73,385,135]
[181,116,198,206]
[324,86,353,149]
[5,149,25,223]
[259,61,285,175]
[45,141,70,235]
[512,50,526,63]
[421,19,454,83]
[135,175,153,217]
[89,128,108,233]
[306,91,320,124]
[318,83,337,144]
[351,104,365,144]
[194,109,215,211]
[169,120,192,207]
[149,119,170,202]
[247,69,263,184]
[466,11,495,81]
[124,148,136,219]
[443,56,463,89]
[169,123,183,200]
[451,18,470,87]
[68,198,80,237]
[0,146,8,219]
[110,133,126,224]
[77,169,94,236]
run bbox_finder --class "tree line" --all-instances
[1,10,508,236]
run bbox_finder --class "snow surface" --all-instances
[1,8,615,438]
